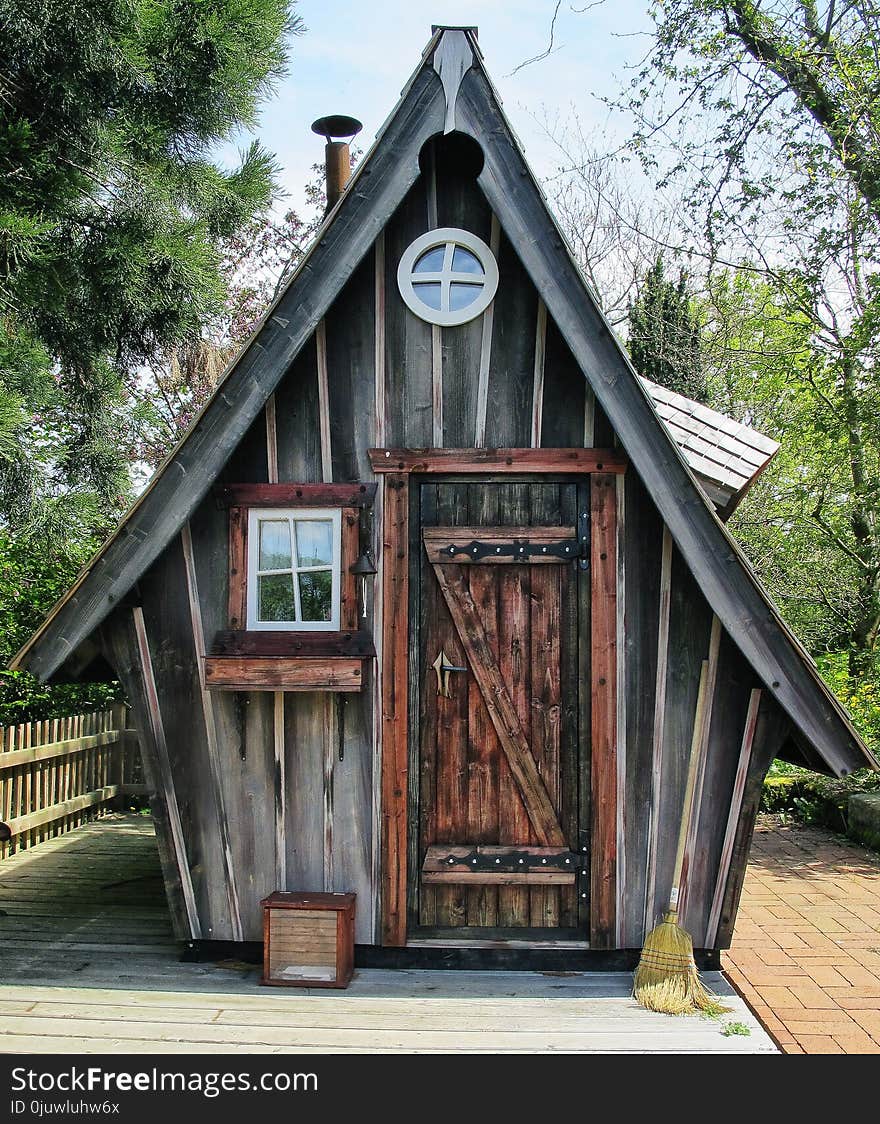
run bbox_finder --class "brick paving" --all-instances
[724,815,880,1054]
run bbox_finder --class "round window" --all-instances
[397,227,499,327]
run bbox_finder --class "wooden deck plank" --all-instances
[0,814,775,1054]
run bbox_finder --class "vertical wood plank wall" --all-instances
[100,133,779,951]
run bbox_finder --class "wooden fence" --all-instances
[0,705,146,858]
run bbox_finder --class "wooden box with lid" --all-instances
[260,891,355,988]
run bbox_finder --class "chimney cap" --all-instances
[311,115,363,142]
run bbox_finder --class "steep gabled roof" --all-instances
[12,28,875,778]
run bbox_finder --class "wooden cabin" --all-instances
[13,27,874,964]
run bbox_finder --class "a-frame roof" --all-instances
[12,28,875,778]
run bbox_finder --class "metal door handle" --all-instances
[432,650,468,697]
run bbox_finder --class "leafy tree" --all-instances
[0,0,301,534]
[129,205,322,470]
[627,255,707,401]
[606,0,880,682]
[700,270,880,683]
[0,528,123,723]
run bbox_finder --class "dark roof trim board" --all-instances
[11,28,875,778]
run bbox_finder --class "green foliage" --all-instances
[0,0,300,529]
[615,3,880,683]
[0,527,124,723]
[129,202,323,468]
[761,758,880,835]
[627,256,708,401]
[817,653,880,758]
[720,1022,751,1037]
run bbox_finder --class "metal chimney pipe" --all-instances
[311,115,363,213]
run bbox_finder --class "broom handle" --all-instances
[667,659,710,913]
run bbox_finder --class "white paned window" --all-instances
[397,227,499,327]
[246,508,342,631]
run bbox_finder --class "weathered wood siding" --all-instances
[99,131,778,951]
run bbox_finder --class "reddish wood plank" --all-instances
[421,528,470,928]
[227,506,247,630]
[465,567,499,927]
[215,483,377,508]
[369,448,627,474]
[380,474,409,946]
[204,658,363,691]
[497,564,532,926]
[432,564,565,848]
[529,564,562,928]
[422,525,577,564]
[590,473,618,949]
[341,507,360,630]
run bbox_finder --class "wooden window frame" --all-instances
[372,449,625,949]
[204,482,377,691]
[246,506,342,633]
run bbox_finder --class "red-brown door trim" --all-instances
[378,454,622,948]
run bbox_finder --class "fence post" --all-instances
[111,702,128,811]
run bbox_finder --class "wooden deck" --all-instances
[0,815,776,1053]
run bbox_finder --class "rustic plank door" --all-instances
[414,482,587,938]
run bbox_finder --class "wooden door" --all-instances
[414,482,587,938]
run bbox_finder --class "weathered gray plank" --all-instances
[135,541,232,939]
[716,696,791,947]
[284,693,326,893]
[484,227,537,448]
[180,523,244,940]
[326,252,377,481]
[646,545,713,929]
[705,687,762,947]
[539,318,587,448]
[98,622,198,941]
[620,471,663,947]
[274,335,322,482]
[644,525,673,934]
[331,694,374,943]
[432,136,493,448]
[681,631,752,942]
[385,179,433,447]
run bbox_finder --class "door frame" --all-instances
[369,448,627,949]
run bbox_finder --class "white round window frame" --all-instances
[397,227,499,327]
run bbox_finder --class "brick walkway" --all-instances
[724,815,880,1053]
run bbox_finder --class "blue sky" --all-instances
[225,1,654,214]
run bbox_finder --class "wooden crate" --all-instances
[260,891,355,988]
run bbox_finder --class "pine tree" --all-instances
[627,256,707,403]
[0,0,300,537]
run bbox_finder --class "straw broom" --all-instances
[633,660,729,1015]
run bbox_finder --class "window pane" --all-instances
[449,282,482,311]
[295,520,333,567]
[299,571,332,622]
[452,246,483,275]
[259,520,292,570]
[412,281,442,310]
[258,573,296,622]
[413,246,446,273]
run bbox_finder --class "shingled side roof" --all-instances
[641,378,779,516]
[11,28,875,777]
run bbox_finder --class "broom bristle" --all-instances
[633,912,730,1016]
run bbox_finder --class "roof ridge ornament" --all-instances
[433,29,476,135]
